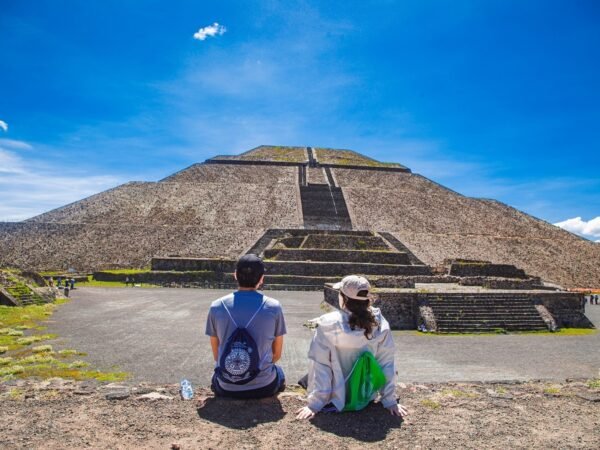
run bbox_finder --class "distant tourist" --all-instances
[57,277,62,287]
[70,278,75,289]
[296,275,408,420]
[125,276,130,287]
[48,277,54,287]
[63,285,69,297]
[205,254,286,399]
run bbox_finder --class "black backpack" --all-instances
[216,298,266,385]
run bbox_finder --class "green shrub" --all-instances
[32,345,53,353]
[0,365,24,376]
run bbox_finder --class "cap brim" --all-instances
[332,281,343,290]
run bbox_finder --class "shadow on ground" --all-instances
[311,402,403,442]
[197,396,285,429]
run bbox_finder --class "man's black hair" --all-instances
[235,254,265,288]
[236,268,263,288]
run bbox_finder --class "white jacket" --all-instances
[306,307,397,412]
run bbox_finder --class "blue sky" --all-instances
[1,0,599,240]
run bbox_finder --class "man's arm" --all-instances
[210,336,219,361]
[272,335,283,363]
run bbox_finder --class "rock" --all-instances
[105,389,130,400]
[136,392,174,401]
[576,393,600,402]
[74,389,95,396]
[398,382,407,389]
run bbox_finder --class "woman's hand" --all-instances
[387,403,408,417]
[296,406,316,420]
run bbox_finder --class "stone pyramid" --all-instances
[0,145,598,288]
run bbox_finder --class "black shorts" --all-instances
[211,366,285,399]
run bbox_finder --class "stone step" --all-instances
[436,319,546,325]
[264,248,410,264]
[429,300,533,306]
[431,304,538,309]
[433,312,540,317]
[437,326,548,332]
[266,261,432,276]
[431,306,538,312]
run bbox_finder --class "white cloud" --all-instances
[0,138,33,151]
[0,120,7,132]
[554,216,600,239]
[0,144,121,221]
[193,22,226,41]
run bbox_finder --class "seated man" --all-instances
[205,254,286,398]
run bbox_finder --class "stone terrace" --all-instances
[162,163,299,184]
[315,147,408,169]
[27,182,300,227]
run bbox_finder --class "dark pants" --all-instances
[211,366,285,399]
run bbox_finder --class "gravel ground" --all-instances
[46,288,600,384]
[0,378,598,449]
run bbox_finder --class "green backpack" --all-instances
[343,351,387,412]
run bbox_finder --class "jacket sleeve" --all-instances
[376,317,398,409]
[306,325,334,413]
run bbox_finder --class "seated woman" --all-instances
[296,275,408,420]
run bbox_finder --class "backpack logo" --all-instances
[224,341,252,376]
[217,298,265,385]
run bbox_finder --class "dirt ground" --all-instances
[1,379,598,449]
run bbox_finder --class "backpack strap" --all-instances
[221,296,266,329]
[221,300,239,328]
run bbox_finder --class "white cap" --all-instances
[332,275,372,301]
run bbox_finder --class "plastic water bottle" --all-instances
[180,379,194,400]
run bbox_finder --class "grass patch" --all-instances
[441,389,479,398]
[0,299,129,382]
[79,276,158,288]
[495,387,508,395]
[20,354,57,365]
[414,328,597,337]
[99,268,150,275]
[587,379,600,389]
[543,386,561,395]
[32,344,53,353]
[8,388,24,400]
[420,398,440,409]
[0,364,24,376]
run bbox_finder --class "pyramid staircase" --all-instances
[299,148,352,230]
[0,272,44,306]
[428,293,549,332]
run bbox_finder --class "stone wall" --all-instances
[302,234,388,250]
[151,258,237,272]
[324,286,592,330]
[162,163,299,184]
[93,270,231,284]
[458,277,542,290]
[536,293,592,328]
[393,231,600,289]
[324,286,420,329]
[449,263,527,279]
[264,248,411,264]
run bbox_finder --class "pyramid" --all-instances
[0,145,598,288]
